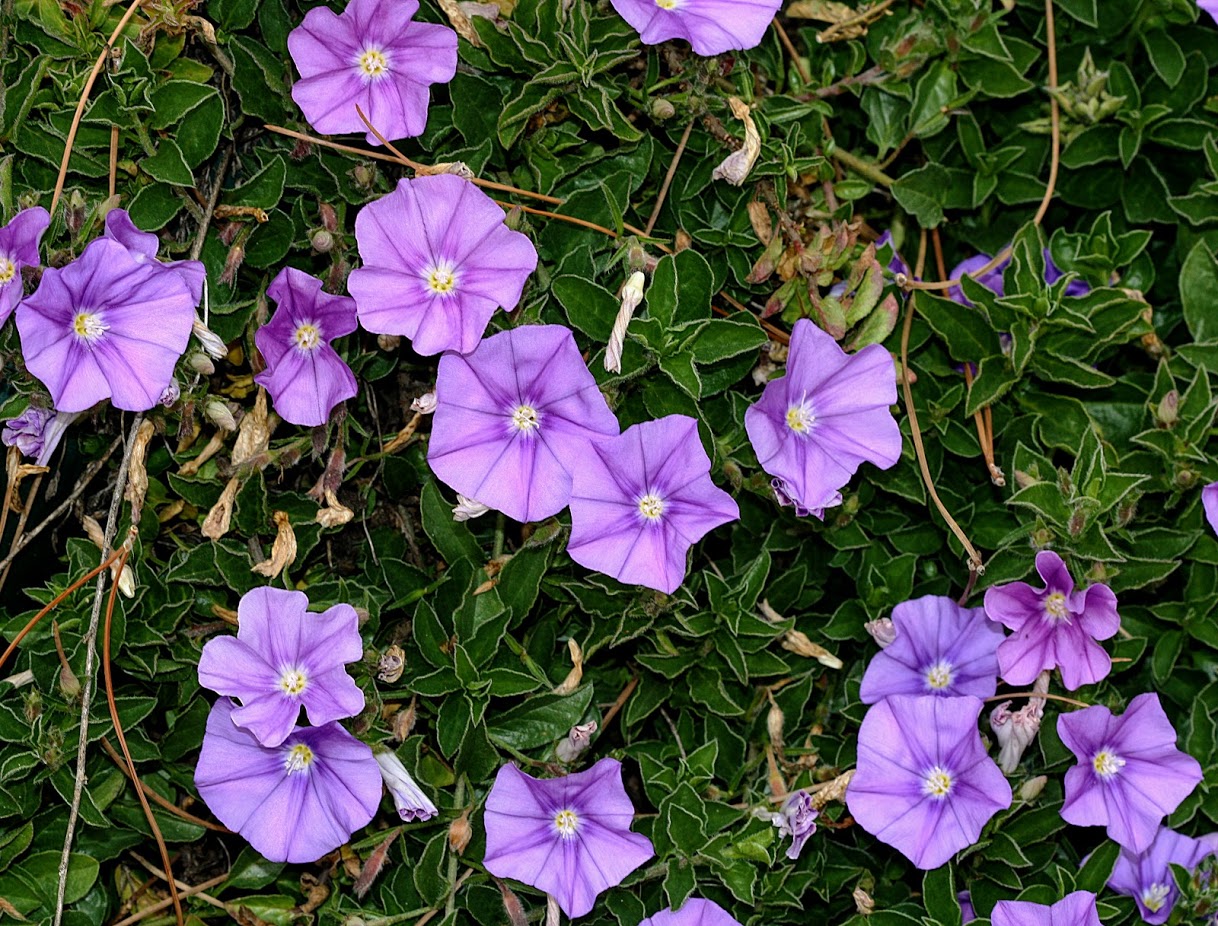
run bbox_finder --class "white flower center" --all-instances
[924,660,953,691]
[554,809,579,837]
[293,322,322,351]
[1092,748,1125,779]
[423,261,458,297]
[0,256,14,284]
[357,47,389,79]
[510,404,540,434]
[72,311,109,344]
[1044,592,1069,621]
[785,396,816,435]
[1141,883,1171,913]
[284,743,314,774]
[278,667,308,696]
[637,492,665,522]
[922,766,953,799]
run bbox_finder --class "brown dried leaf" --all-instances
[202,476,241,540]
[552,638,584,695]
[232,388,272,468]
[124,418,156,525]
[436,0,481,45]
[712,97,761,186]
[251,511,297,578]
[179,431,227,476]
[316,489,354,528]
[787,0,854,21]
[0,897,28,921]
[781,630,843,669]
[747,200,773,245]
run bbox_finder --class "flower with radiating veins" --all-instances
[846,695,1011,870]
[374,750,439,822]
[608,0,782,56]
[104,208,205,305]
[773,790,818,861]
[288,0,457,144]
[640,898,742,926]
[0,206,50,327]
[567,415,739,594]
[482,758,654,918]
[991,891,1103,926]
[1108,826,1218,924]
[349,174,538,355]
[197,587,365,748]
[195,699,381,863]
[1,406,81,467]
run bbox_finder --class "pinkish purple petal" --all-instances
[991,892,1101,926]
[608,0,781,55]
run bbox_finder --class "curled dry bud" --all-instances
[448,809,473,854]
[853,887,875,916]
[391,699,418,742]
[410,392,437,414]
[712,96,761,186]
[378,645,406,684]
[782,629,843,669]
[605,271,646,374]
[556,721,598,764]
[192,315,228,360]
[864,618,897,648]
[767,701,785,751]
[1019,774,1048,801]
[377,334,401,352]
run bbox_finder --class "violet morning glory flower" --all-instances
[567,415,739,594]
[288,0,457,144]
[991,891,1103,926]
[253,267,358,427]
[959,891,976,923]
[195,698,381,863]
[0,207,50,327]
[482,758,654,919]
[773,790,818,861]
[350,175,537,355]
[947,250,1089,306]
[427,324,619,523]
[1109,826,1218,924]
[104,209,205,305]
[1,407,80,467]
[608,0,782,56]
[983,550,1120,691]
[744,318,900,518]
[875,230,910,280]
[859,595,1004,704]
[640,899,742,926]
[197,586,365,748]
[1202,482,1218,536]
[846,695,1011,870]
[17,238,195,413]
[1058,693,1203,853]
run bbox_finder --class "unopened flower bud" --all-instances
[377,645,405,684]
[118,563,136,598]
[188,352,216,375]
[503,205,525,231]
[377,334,401,352]
[23,690,42,723]
[448,808,473,854]
[650,98,676,120]
[310,229,335,253]
[352,163,376,189]
[411,392,437,414]
[1177,468,1198,489]
[1019,774,1048,802]
[1157,389,1179,427]
[605,271,646,374]
[864,618,897,648]
[853,887,875,915]
[59,659,81,701]
[319,202,338,232]
[203,399,237,432]
[192,316,228,360]
[556,721,597,763]
[1013,469,1036,489]
[767,701,785,750]
[452,494,490,521]
[374,751,438,822]
[1068,508,1086,537]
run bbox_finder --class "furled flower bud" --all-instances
[374,751,439,822]
[767,701,785,750]
[452,494,490,521]
[203,399,237,432]
[411,392,437,415]
[773,791,819,860]
[556,721,598,764]
[650,98,676,120]
[310,229,335,253]
[2,409,79,468]
[1157,389,1179,427]
[853,887,875,916]
[864,618,897,649]
[605,272,646,374]
[192,315,228,360]
[1019,774,1048,802]
[989,690,1045,775]
[448,809,473,854]
[188,352,216,375]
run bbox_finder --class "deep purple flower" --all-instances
[846,695,1011,870]
[983,551,1120,690]
[1,407,79,467]
[948,250,1089,307]
[1109,826,1217,924]
[350,175,537,355]
[482,758,654,918]
[773,790,818,861]
[427,325,619,523]
[959,891,976,923]
[253,267,358,427]
[375,751,439,822]
[744,318,900,518]
[859,595,1003,704]
[17,238,195,412]
[640,899,742,926]
[608,0,782,56]
[991,891,1102,926]
[195,699,381,863]
[875,230,910,279]
[0,207,50,327]
[197,587,364,748]
[567,415,738,594]
[1203,482,1218,536]
[104,209,205,304]
[1058,693,1203,853]
[288,0,457,144]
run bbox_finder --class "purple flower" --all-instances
[744,318,900,518]
[983,551,1120,691]
[948,250,1089,306]
[846,695,1011,870]
[1109,826,1217,924]
[991,891,1102,926]
[1058,693,1203,853]
[959,891,976,923]
[640,899,742,926]
[253,268,358,427]
[197,587,365,748]
[608,0,782,56]
[1203,482,1218,536]
[482,758,654,919]
[773,790,818,861]
[859,595,1004,704]
[375,750,439,822]
[1202,1,1218,24]
[195,698,381,863]
[288,0,457,144]
[567,415,738,594]
[17,239,195,412]
[104,209,205,304]
[0,207,50,327]
[875,230,910,279]
[349,175,537,355]
[1,407,80,467]
[427,325,619,523]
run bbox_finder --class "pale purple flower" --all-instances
[197,587,365,748]
[991,891,1102,926]
[846,695,1011,870]
[567,415,739,594]
[1,407,81,467]
[744,318,900,518]
[104,209,205,305]
[773,791,818,861]
[1109,826,1218,924]
[640,899,742,926]
[990,699,1043,774]
[288,0,457,144]
[482,758,654,919]
[1058,693,1203,853]
[1203,482,1218,536]
[374,750,439,822]
[195,698,381,863]
[349,175,537,355]
[253,267,358,427]
[947,250,1089,306]
[17,239,195,412]
[427,325,619,523]
[556,721,598,764]
[608,0,782,56]
[0,207,50,326]
[983,551,1120,690]
[859,595,1003,703]
[1202,1,1218,24]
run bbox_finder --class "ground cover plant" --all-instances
[2,0,1218,924]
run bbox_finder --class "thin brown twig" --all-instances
[600,676,639,731]
[109,872,229,926]
[190,145,233,262]
[983,691,1090,709]
[128,855,228,914]
[108,125,119,199]
[644,120,694,237]
[0,473,43,593]
[99,737,229,833]
[817,0,898,42]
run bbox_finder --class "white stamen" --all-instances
[1044,592,1069,621]
[423,261,458,297]
[1141,883,1171,913]
[284,743,314,774]
[925,660,953,691]
[786,395,816,435]
[553,809,579,837]
[0,256,15,284]
[510,404,540,434]
[1092,749,1125,778]
[293,322,322,351]
[72,311,109,344]
[922,766,953,799]
[279,667,308,696]
[357,47,389,79]
[637,492,665,522]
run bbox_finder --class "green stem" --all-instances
[492,512,505,559]
[363,908,433,926]
[830,147,896,188]
[444,777,467,916]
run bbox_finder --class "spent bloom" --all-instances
[288,0,457,144]
[104,209,205,305]
[773,790,818,861]
[17,238,195,412]
[349,175,538,355]
[428,325,619,523]
[1058,693,1203,853]
[483,758,654,918]
[864,617,897,648]
[745,318,901,518]
[0,206,50,326]
[846,695,1011,870]
[640,899,742,926]
[984,550,1120,690]
[1,407,80,467]
[254,267,358,427]
[567,415,739,594]
[991,891,1103,926]
[1108,826,1218,924]
[197,587,364,748]
[859,595,1004,703]
[195,698,381,863]
[374,750,439,822]
[608,0,782,56]
[990,671,1049,774]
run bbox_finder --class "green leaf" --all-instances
[147,81,218,130]
[487,686,595,750]
[923,865,962,926]
[915,292,1002,362]
[13,851,99,907]
[1180,239,1218,342]
[659,351,702,399]
[690,318,767,364]
[1076,840,1120,893]
[551,274,619,339]
[140,139,193,186]
[893,163,949,228]
[223,154,286,210]
[648,249,716,329]
[1141,30,1186,87]
[420,480,482,565]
